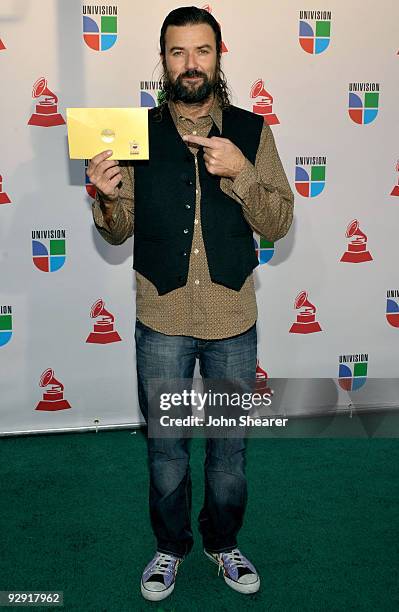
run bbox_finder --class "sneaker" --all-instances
[204,547,260,594]
[141,551,183,601]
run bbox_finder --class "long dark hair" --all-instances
[158,6,231,109]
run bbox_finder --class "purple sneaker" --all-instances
[141,551,183,601]
[204,548,260,594]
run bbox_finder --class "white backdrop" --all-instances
[0,0,398,435]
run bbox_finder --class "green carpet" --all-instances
[0,431,398,611]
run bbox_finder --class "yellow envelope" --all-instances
[66,107,149,160]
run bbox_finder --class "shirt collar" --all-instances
[167,95,222,132]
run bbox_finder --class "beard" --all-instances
[166,68,217,103]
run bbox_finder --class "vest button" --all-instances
[183,228,189,234]
[185,204,191,209]
[182,251,187,257]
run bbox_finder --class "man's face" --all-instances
[162,23,218,103]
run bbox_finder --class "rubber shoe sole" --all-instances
[204,549,260,594]
[140,578,176,602]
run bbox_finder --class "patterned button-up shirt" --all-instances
[92,96,294,339]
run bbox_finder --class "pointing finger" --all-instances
[182,135,219,148]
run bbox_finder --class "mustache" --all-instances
[178,70,207,79]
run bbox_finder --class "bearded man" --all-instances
[88,5,294,602]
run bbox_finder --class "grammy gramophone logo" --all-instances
[250,79,279,125]
[36,368,71,411]
[0,173,11,205]
[86,299,122,344]
[255,360,273,396]
[202,5,228,52]
[289,291,322,334]
[28,77,65,127]
[340,219,373,263]
[390,160,399,197]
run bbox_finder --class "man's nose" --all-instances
[185,51,198,71]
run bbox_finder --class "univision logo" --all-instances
[0,305,12,347]
[386,290,399,328]
[299,10,331,54]
[83,5,118,51]
[140,80,163,108]
[348,83,380,125]
[295,156,326,197]
[32,230,66,272]
[338,353,368,391]
[254,236,274,264]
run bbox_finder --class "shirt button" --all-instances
[194,248,199,254]
[185,204,191,209]
[183,228,189,234]
[192,130,197,135]
[194,279,200,285]
[194,219,199,225]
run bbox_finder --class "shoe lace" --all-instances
[149,553,178,577]
[217,548,245,576]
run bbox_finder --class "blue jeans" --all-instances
[134,318,257,559]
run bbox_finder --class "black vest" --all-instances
[133,103,263,295]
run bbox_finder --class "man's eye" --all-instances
[199,49,209,54]
[173,51,183,56]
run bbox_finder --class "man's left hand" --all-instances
[182,134,246,180]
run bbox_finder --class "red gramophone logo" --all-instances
[36,368,71,411]
[390,160,399,196]
[0,38,5,51]
[289,291,322,334]
[202,5,228,52]
[86,299,122,344]
[85,159,96,198]
[340,219,373,263]
[28,77,65,127]
[250,79,279,125]
[255,360,273,396]
[0,173,11,205]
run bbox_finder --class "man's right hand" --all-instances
[87,150,122,202]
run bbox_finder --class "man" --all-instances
[89,6,294,602]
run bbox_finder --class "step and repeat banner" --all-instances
[0,0,398,434]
